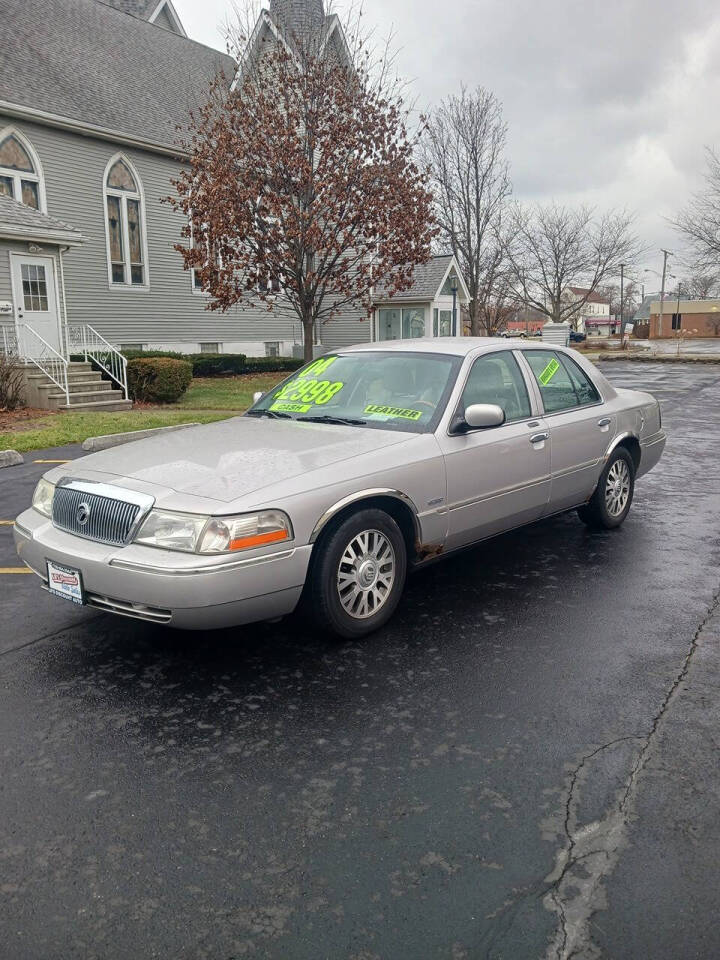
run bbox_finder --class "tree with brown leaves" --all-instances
[170,6,435,361]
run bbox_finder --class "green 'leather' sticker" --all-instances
[364,404,422,421]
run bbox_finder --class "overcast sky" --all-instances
[175,0,720,284]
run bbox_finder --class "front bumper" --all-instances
[13,508,312,630]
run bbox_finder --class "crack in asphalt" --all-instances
[543,586,720,960]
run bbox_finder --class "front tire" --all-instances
[310,509,407,639]
[578,447,635,529]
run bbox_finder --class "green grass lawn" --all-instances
[172,372,286,410]
[0,372,286,453]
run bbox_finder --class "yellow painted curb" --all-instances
[0,567,33,574]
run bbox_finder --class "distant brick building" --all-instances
[649,299,720,338]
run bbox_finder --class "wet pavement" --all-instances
[1,363,719,960]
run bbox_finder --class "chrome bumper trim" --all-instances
[109,547,297,576]
[13,520,32,540]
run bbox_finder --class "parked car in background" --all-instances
[15,339,665,638]
[570,330,587,343]
[499,330,527,338]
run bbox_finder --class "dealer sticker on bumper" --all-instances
[46,560,85,605]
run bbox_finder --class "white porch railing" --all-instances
[68,324,128,400]
[1,325,19,358]
[18,324,70,405]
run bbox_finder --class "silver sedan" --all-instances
[14,339,666,638]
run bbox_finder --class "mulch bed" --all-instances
[0,407,54,431]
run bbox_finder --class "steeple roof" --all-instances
[269,0,325,46]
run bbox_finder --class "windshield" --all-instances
[247,351,461,433]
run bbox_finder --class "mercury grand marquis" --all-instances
[14,339,666,638]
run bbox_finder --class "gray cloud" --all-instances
[176,0,720,272]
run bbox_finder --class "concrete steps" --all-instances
[23,361,131,411]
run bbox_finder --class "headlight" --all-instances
[133,510,208,553]
[32,478,55,518]
[198,510,292,554]
[133,509,292,554]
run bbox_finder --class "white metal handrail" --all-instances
[68,324,128,399]
[0,325,19,358]
[18,324,70,405]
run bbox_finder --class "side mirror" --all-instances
[462,403,506,430]
[252,391,264,404]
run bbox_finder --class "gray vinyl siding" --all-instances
[0,115,372,352]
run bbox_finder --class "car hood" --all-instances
[64,417,417,503]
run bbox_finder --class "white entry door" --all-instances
[11,255,62,356]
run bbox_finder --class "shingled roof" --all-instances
[0,0,235,151]
[0,194,83,245]
[373,255,465,304]
[101,0,157,18]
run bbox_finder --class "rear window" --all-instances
[524,350,600,413]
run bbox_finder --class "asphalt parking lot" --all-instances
[1,361,720,960]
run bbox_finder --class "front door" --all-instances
[436,350,552,550]
[11,255,62,356]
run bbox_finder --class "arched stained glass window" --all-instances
[104,155,147,287]
[0,130,44,210]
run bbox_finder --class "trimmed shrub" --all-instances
[127,357,193,403]
[121,350,305,377]
[242,357,305,374]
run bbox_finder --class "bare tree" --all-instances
[423,86,512,336]
[600,279,641,322]
[506,203,641,326]
[680,269,720,299]
[170,2,435,361]
[674,148,720,269]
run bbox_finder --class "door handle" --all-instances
[530,432,549,444]
[597,418,611,427]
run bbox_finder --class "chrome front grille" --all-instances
[52,479,154,546]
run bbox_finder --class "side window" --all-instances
[461,352,531,422]
[560,355,600,405]
[524,350,599,413]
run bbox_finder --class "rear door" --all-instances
[436,350,551,550]
[520,350,615,512]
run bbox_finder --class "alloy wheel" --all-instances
[337,529,396,620]
[605,459,631,518]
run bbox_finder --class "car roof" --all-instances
[337,337,575,358]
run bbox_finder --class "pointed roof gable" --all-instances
[373,255,470,304]
[100,0,186,35]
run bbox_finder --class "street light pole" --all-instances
[658,249,671,338]
[451,278,458,337]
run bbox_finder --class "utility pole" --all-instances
[619,263,625,345]
[658,249,671,338]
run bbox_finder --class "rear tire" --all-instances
[578,446,635,529]
[311,509,407,639]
